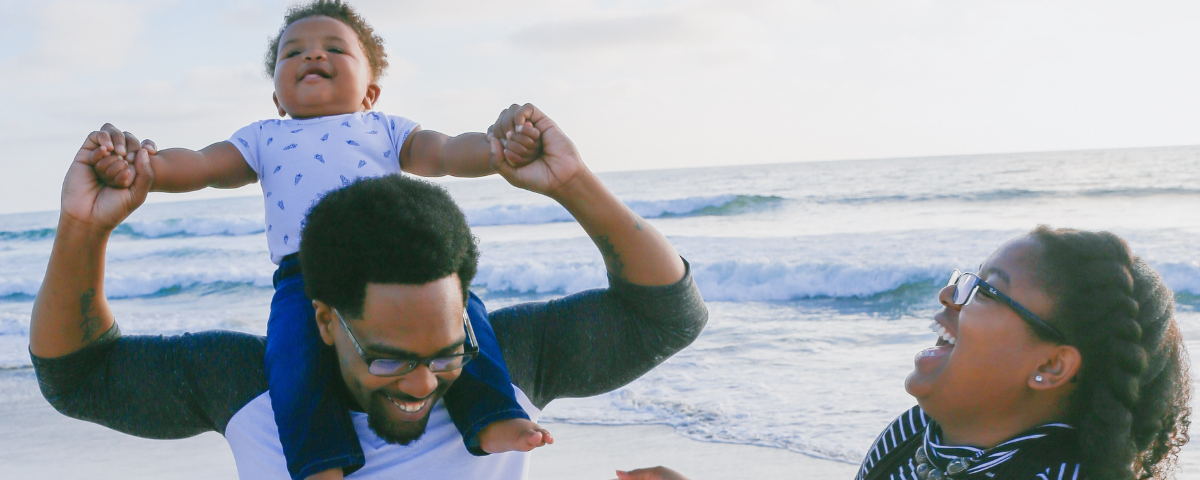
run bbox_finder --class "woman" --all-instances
[856,226,1190,480]
[619,227,1191,480]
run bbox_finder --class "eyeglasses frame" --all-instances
[333,306,480,377]
[948,269,1067,344]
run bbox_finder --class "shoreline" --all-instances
[528,422,857,479]
[4,369,1197,479]
[1,368,854,479]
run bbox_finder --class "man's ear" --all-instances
[361,83,381,110]
[313,300,336,346]
[1030,345,1082,390]
[273,93,287,117]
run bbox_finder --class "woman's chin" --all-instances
[905,344,954,398]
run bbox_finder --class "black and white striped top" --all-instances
[855,406,1086,480]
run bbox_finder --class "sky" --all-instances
[1,0,1199,215]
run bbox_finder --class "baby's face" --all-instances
[272,16,377,119]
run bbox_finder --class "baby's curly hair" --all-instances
[1032,226,1191,480]
[263,0,388,81]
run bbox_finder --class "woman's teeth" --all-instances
[927,321,957,345]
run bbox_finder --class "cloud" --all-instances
[0,0,151,87]
[509,13,710,51]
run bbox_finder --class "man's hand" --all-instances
[66,125,156,231]
[488,104,585,200]
[613,467,691,480]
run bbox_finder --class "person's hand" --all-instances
[488,104,586,199]
[612,466,691,480]
[488,104,543,168]
[86,123,158,189]
[64,125,156,231]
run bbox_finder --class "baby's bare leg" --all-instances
[478,418,555,454]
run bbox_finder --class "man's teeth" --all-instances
[389,397,426,413]
[927,321,957,345]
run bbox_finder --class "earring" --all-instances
[1035,375,1044,382]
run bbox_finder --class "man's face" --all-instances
[323,275,466,445]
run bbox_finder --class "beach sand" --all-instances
[3,369,1196,479]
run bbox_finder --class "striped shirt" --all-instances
[855,406,1086,480]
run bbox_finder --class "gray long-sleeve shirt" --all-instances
[31,266,706,478]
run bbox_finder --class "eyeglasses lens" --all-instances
[948,270,979,305]
[368,359,418,376]
[428,355,470,372]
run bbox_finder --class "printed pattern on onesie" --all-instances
[228,111,419,264]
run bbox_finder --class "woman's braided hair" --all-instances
[1031,226,1190,480]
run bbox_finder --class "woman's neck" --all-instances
[936,405,1067,448]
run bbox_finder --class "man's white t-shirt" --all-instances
[229,112,419,263]
[225,387,541,479]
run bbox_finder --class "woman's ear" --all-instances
[1030,345,1082,390]
[312,300,336,346]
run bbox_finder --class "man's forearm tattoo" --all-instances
[594,235,625,279]
[79,288,103,342]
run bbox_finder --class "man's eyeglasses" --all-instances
[947,269,1067,344]
[333,308,479,377]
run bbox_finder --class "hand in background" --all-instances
[489,103,544,168]
[613,466,691,480]
[85,123,158,189]
[488,104,585,200]
[65,125,155,230]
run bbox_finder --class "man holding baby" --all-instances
[29,104,707,479]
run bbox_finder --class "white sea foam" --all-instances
[463,194,780,227]
[117,217,266,238]
[1,251,1198,301]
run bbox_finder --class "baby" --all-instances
[85,1,548,479]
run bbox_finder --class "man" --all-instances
[29,105,707,479]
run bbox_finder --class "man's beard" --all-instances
[365,380,452,445]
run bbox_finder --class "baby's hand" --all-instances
[84,124,157,188]
[489,103,543,168]
[502,121,542,168]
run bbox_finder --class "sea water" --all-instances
[2,146,1198,464]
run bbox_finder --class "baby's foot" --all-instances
[478,418,554,454]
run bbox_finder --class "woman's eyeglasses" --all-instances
[947,269,1067,344]
[334,308,480,376]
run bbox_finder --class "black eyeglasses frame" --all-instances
[333,307,480,377]
[948,269,1067,344]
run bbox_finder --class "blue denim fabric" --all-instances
[266,257,530,479]
[447,292,531,455]
[268,258,364,479]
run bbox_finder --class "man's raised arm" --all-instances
[29,127,267,440]
[487,105,706,408]
[30,126,154,358]
[489,104,685,287]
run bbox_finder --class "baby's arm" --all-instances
[399,128,496,178]
[146,142,257,192]
[91,124,256,192]
[400,108,543,178]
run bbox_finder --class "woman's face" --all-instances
[905,236,1059,426]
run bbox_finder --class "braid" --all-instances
[1031,226,1191,480]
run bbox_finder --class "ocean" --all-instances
[2,145,1198,466]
